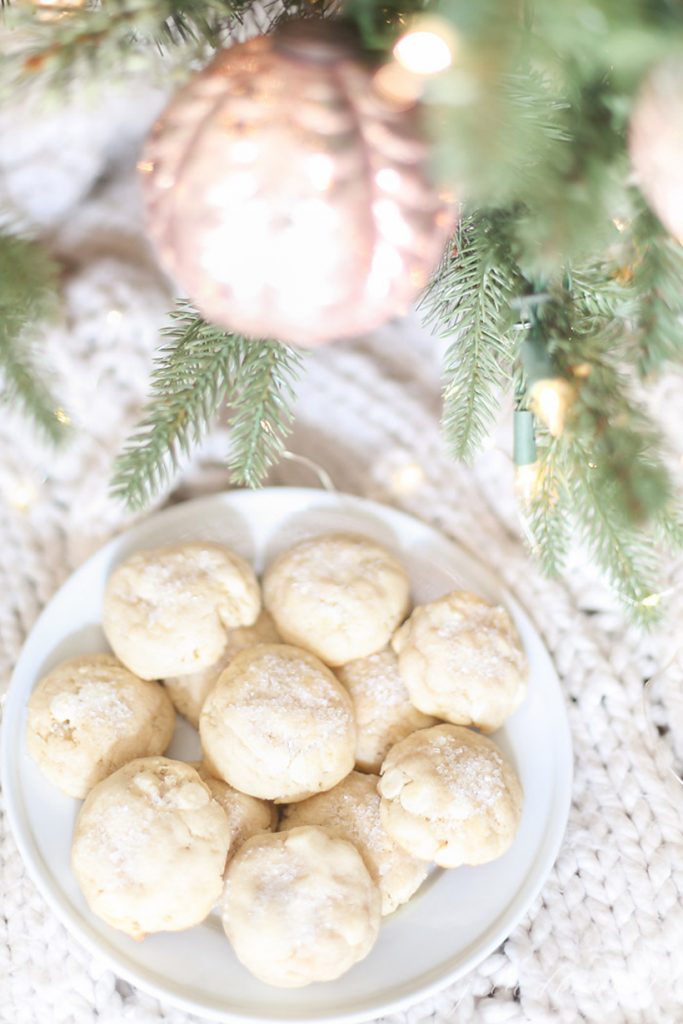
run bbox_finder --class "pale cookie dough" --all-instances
[72,757,229,939]
[102,542,260,680]
[336,648,437,773]
[222,826,381,987]
[200,644,355,802]
[281,771,428,914]
[193,762,277,861]
[392,591,528,732]
[26,654,175,799]
[378,724,523,868]
[165,611,280,727]
[263,533,410,666]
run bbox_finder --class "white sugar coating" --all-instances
[222,826,381,987]
[71,757,230,939]
[336,648,437,773]
[281,771,428,914]
[26,654,176,799]
[164,611,280,727]
[102,542,261,680]
[263,533,410,666]
[392,591,528,732]
[378,724,523,869]
[199,644,356,802]
[191,762,277,865]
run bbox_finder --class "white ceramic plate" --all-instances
[2,488,572,1024]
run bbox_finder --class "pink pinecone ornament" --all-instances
[140,19,454,347]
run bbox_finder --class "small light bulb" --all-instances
[514,461,541,506]
[8,479,38,512]
[393,23,455,76]
[529,379,575,437]
[390,462,426,495]
[54,407,71,426]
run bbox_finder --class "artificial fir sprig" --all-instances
[421,211,522,462]
[3,0,249,83]
[0,230,65,444]
[111,302,301,508]
[227,339,302,487]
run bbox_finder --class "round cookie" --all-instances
[72,757,229,939]
[165,611,280,727]
[263,533,410,666]
[26,654,175,799]
[378,724,523,868]
[336,648,438,773]
[222,826,381,987]
[103,542,260,680]
[200,644,355,802]
[281,771,428,914]
[193,762,277,860]
[391,591,528,732]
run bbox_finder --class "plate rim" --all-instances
[1,487,574,1024]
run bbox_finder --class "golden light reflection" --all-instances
[393,25,455,76]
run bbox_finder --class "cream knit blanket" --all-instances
[1,66,682,1024]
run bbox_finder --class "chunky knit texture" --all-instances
[1,49,683,1024]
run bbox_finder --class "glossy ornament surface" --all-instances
[141,20,454,346]
[630,58,683,241]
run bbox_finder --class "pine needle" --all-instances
[421,212,522,462]
[0,231,64,444]
[227,339,302,487]
[111,303,301,508]
[526,439,571,577]
[111,304,242,509]
[568,445,660,624]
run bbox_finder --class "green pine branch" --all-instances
[0,230,65,444]
[421,212,522,462]
[4,0,251,85]
[629,208,683,375]
[568,445,660,621]
[525,437,571,578]
[227,339,302,487]
[111,303,301,508]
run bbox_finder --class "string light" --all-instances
[529,378,575,437]
[390,461,426,496]
[373,63,424,106]
[6,476,39,513]
[33,0,84,19]
[393,20,457,76]
[54,407,71,426]
[514,460,542,506]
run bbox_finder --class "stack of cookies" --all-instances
[26,533,528,988]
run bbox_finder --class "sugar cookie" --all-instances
[336,648,437,773]
[222,826,380,986]
[103,542,260,680]
[193,762,277,859]
[71,757,229,938]
[263,533,410,666]
[27,654,175,798]
[200,644,355,802]
[392,591,527,732]
[378,724,523,868]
